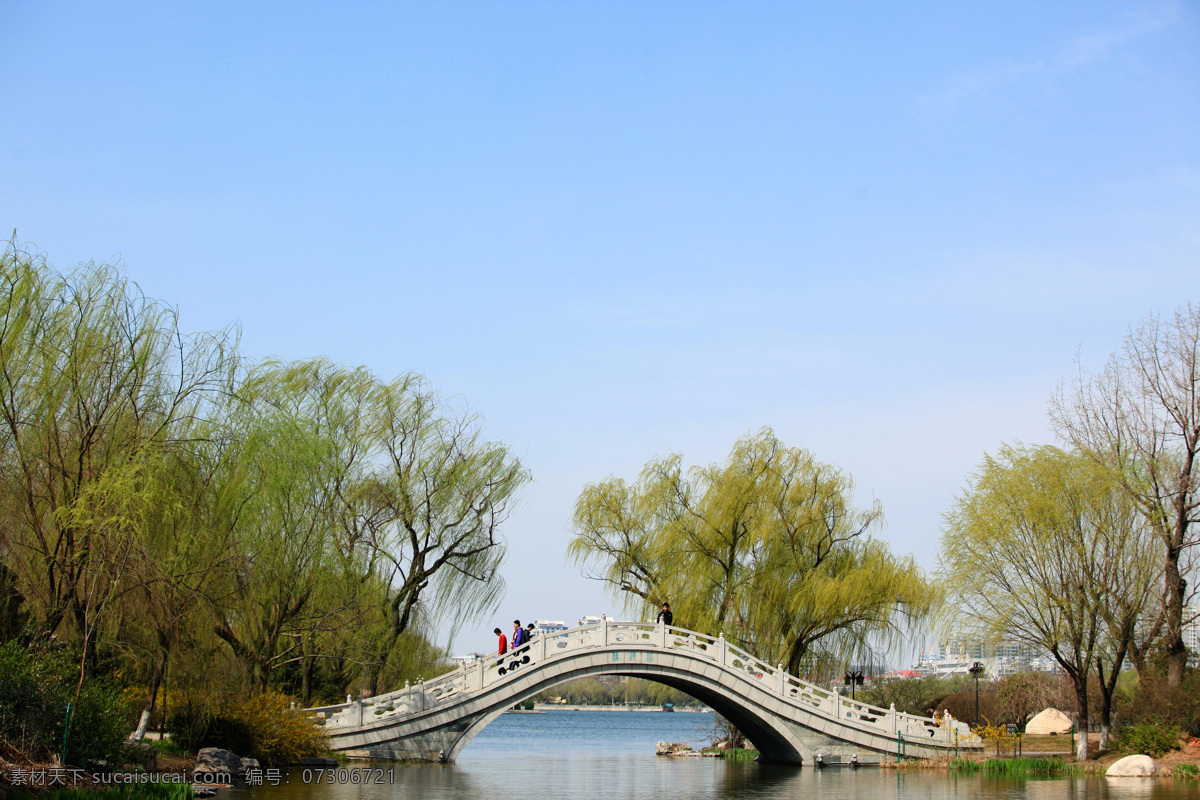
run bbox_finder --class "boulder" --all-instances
[656,741,693,756]
[123,741,157,771]
[1105,754,1159,777]
[193,747,243,778]
[1025,708,1073,735]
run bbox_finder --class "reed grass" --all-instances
[722,748,759,761]
[949,756,1069,775]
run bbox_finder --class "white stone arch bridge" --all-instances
[307,620,981,765]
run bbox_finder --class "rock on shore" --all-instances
[193,747,259,779]
[1105,754,1159,777]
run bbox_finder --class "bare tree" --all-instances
[1052,305,1200,686]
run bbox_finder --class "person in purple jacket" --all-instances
[508,619,525,671]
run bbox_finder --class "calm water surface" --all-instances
[227,710,1195,800]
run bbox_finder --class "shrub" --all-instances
[230,690,328,765]
[973,719,1019,757]
[169,691,326,764]
[0,640,128,765]
[67,678,131,764]
[166,706,252,755]
[1116,720,1181,758]
[1119,669,1200,737]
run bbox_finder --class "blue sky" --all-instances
[3,1,1198,654]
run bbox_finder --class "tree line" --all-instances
[2,239,1194,762]
[939,305,1200,759]
[570,306,1200,759]
[0,241,528,743]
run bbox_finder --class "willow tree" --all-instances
[357,372,529,692]
[569,427,935,675]
[939,445,1159,758]
[118,434,245,738]
[205,359,530,695]
[0,243,234,666]
[202,360,381,693]
[1052,304,1200,687]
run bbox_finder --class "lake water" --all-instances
[226,710,1196,800]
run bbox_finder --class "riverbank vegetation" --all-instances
[567,307,1199,758]
[934,306,1200,761]
[6,786,193,800]
[0,241,527,766]
[948,756,1069,775]
[534,676,702,708]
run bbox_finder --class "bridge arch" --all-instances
[445,653,814,764]
[308,621,979,765]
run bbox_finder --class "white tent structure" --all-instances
[1025,707,1072,735]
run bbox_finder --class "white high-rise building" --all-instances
[1184,604,1199,666]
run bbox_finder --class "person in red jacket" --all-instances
[494,627,507,669]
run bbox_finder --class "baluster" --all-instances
[776,664,785,695]
[601,614,608,647]
[658,619,667,649]
[538,629,547,662]
[889,703,897,734]
[718,633,726,666]
[473,659,484,691]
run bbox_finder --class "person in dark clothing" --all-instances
[657,602,673,626]
[509,620,524,671]
[525,622,536,640]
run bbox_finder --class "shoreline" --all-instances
[532,703,712,713]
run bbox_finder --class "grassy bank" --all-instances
[4,785,193,800]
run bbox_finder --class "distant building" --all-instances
[451,652,486,667]
[1184,604,1199,666]
[913,636,1051,678]
[534,619,568,635]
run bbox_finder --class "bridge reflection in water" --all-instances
[306,620,981,765]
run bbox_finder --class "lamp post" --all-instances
[969,661,985,725]
[844,670,864,700]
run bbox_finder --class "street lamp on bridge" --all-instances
[844,670,864,700]
[968,661,985,725]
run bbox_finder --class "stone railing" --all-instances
[307,619,980,750]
